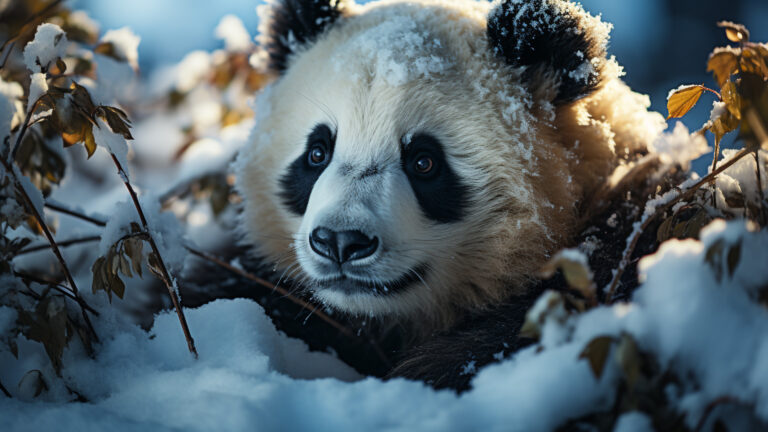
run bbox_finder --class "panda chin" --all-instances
[310,264,428,297]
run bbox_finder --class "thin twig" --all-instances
[109,154,197,357]
[694,396,738,432]
[0,378,10,398]
[17,235,102,255]
[44,202,107,227]
[746,109,768,223]
[0,158,99,342]
[605,147,753,302]
[40,173,377,355]
[13,271,100,315]
[185,246,354,338]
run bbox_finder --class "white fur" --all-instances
[236,0,666,332]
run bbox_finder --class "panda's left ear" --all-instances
[487,0,609,105]
[259,0,350,73]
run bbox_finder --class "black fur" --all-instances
[262,0,346,73]
[401,134,470,224]
[279,124,335,215]
[487,0,607,104]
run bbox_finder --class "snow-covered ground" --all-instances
[2,220,767,431]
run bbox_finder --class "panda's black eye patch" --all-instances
[279,124,335,215]
[401,134,469,223]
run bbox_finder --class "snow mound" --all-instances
[23,23,68,73]
[3,220,766,431]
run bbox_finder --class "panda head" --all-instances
[237,0,615,328]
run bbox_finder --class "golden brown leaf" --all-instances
[579,336,615,379]
[740,46,768,78]
[717,21,750,43]
[707,49,739,87]
[721,81,742,120]
[667,85,707,119]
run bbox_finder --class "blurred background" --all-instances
[68,0,768,169]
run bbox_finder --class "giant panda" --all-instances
[234,0,667,389]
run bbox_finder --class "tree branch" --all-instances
[0,378,10,398]
[605,147,753,302]
[109,153,197,357]
[185,246,354,338]
[17,235,102,255]
[44,201,107,227]
[14,270,100,315]
[0,158,99,342]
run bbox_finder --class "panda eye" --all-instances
[308,145,328,166]
[413,154,434,174]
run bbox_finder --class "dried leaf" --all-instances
[717,21,750,43]
[708,49,739,87]
[579,336,615,379]
[540,250,595,300]
[17,370,47,399]
[55,58,67,75]
[615,334,640,391]
[84,126,96,158]
[740,46,768,78]
[667,85,706,119]
[721,81,742,120]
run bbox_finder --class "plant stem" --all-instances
[0,158,99,342]
[44,201,107,227]
[17,235,102,255]
[185,246,354,338]
[14,271,100,315]
[605,147,752,303]
[0,378,10,398]
[109,154,197,357]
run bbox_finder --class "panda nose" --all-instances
[309,227,379,263]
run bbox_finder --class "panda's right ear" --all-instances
[487,0,609,105]
[259,0,349,74]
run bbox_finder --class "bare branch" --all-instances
[44,201,107,227]
[185,246,354,338]
[0,158,99,342]
[605,147,753,302]
[108,153,197,357]
[14,271,100,316]
[0,378,10,398]
[17,235,101,255]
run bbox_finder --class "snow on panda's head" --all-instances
[237,0,620,327]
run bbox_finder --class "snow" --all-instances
[27,72,48,113]
[14,165,45,217]
[650,122,710,169]
[100,27,141,69]
[23,23,68,73]
[215,15,253,52]
[332,17,450,87]
[614,412,654,432]
[0,89,15,142]
[92,117,130,176]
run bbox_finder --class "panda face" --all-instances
[266,50,479,314]
[237,0,631,327]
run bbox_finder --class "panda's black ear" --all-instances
[260,0,349,73]
[487,0,609,105]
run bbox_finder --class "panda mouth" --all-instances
[312,264,428,295]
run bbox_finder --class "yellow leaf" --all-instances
[721,81,742,120]
[717,21,750,43]
[84,126,96,158]
[707,49,739,87]
[667,85,706,120]
[740,46,768,78]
